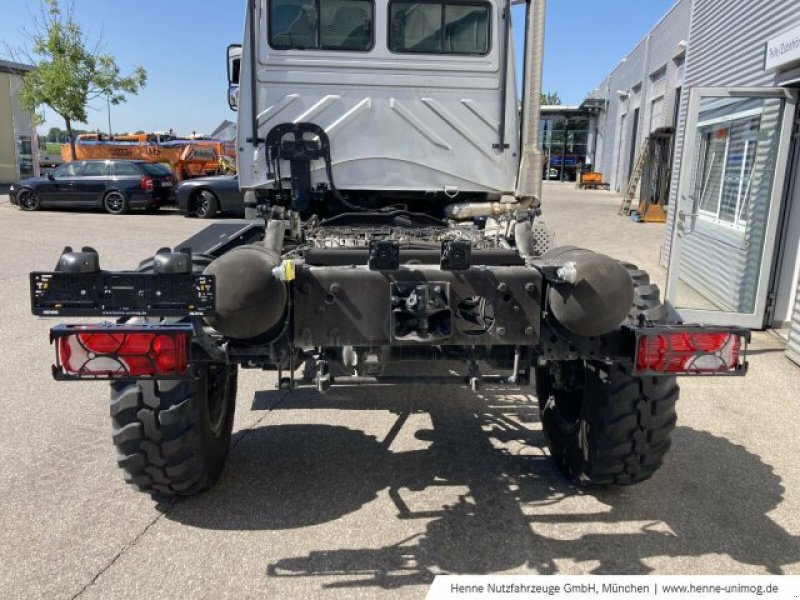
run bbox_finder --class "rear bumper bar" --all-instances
[293,264,543,347]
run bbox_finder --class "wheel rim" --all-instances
[542,362,586,431]
[206,366,230,437]
[196,193,211,218]
[18,190,38,210]
[105,193,125,214]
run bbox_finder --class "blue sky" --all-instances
[2,0,675,135]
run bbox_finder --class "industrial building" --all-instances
[540,105,599,182]
[0,60,38,184]
[587,0,800,366]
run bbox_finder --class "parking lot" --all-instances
[1,183,799,600]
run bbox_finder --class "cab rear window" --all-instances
[269,0,374,51]
[389,1,490,55]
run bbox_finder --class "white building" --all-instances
[588,0,800,366]
[0,60,38,184]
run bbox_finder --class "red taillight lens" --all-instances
[140,176,154,191]
[636,331,744,374]
[57,331,188,378]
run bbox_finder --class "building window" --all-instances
[650,96,664,131]
[672,86,682,128]
[540,115,590,180]
[389,1,490,55]
[695,112,761,231]
[16,135,34,179]
[269,0,374,51]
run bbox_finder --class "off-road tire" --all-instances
[110,364,238,496]
[536,263,678,486]
[536,362,678,486]
[622,262,669,323]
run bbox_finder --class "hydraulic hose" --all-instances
[323,154,368,212]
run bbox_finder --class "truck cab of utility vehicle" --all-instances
[28,0,750,499]
[233,0,519,206]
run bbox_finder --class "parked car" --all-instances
[9,160,176,215]
[177,174,244,218]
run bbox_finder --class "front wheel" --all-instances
[536,361,678,486]
[17,188,41,211]
[110,363,238,496]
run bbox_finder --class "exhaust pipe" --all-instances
[444,199,520,220]
[516,0,546,207]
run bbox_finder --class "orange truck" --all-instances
[61,136,236,180]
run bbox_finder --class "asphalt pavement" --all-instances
[0,185,798,600]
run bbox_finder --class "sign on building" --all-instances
[765,25,800,71]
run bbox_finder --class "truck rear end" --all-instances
[27,0,749,497]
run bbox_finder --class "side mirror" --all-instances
[226,44,242,112]
[228,85,240,112]
[47,171,55,180]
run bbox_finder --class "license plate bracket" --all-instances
[31,271,215,317]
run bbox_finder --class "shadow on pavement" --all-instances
[162,385,799,587]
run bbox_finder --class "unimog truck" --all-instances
[30,0,748,497]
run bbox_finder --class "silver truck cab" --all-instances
[234,0,519,197]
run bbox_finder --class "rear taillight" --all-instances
[52,325,190,380]
[140,176,154,191]
[635,330,746,375]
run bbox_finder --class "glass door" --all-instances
[666,87,797,328]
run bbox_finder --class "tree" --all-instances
[46,126,60,142]
[11,0,147,160]
[541,92,562,106]
[45,125,88,143]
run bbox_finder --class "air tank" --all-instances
[203,244,287,340]
[540,247,634,337]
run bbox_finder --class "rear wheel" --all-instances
[17,189,40,211]
[103,191,129,215]
[537,263,678,486]
[536,361,678,486]
[110,363,238,496]
[193,190,219,219]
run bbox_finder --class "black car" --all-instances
[9,160,176,215]
[177,175,244,219]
